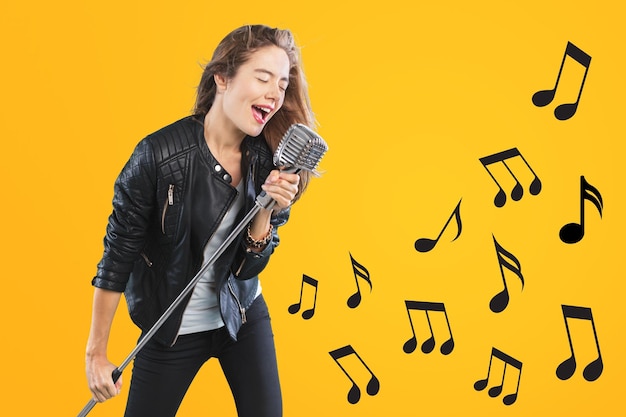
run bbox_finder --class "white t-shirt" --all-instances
[178,181,261,335]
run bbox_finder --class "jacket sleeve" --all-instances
[91,139,157,292]
[231,206,290,280]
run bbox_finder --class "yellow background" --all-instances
[0,1,624,416]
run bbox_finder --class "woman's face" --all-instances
[219,45,290,138]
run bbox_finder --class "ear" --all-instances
[214,73,228,91]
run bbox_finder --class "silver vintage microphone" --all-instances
[275,123,327,174]
[255,123,327,209]
[77,124,328,417]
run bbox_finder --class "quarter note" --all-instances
[414,199,462,253]
[556,305,603,382]
[489,236,524,313]
[329,345,380,404]
[347,253,372,309]
[559,176,603,244]
[474,347,523,406]
[288,274,318,320]
[402,300,454,355]
[532,41,591,120]
[479,148,542,207]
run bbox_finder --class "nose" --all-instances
[265,82,282,102]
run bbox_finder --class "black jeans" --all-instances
[123,295,282,417]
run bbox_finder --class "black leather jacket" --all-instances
[92,115,289,346]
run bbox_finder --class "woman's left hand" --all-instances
[261,170,299,210]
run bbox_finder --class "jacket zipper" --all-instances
[140,252,153,267]
[232,158,256,276]
[234,257,247,277]
[162,184,175,234]
[228,279,247,324]
[251,160,256,192]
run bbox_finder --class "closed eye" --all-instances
[257,77,287,94]
[255,69,289,88]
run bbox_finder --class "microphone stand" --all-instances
[77,192,277,417]
[78,121,327,416]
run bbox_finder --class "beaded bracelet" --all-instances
[245,223,273,249]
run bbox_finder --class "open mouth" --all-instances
[252,105,271,123]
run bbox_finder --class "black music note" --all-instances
[414,199,462,253]
[489,236,524,313]
[474,347,523,406]
[288,274,318,320]
[402,300,454,355]
[479,148,542,207]
[532,41,591,120]
[346,253,372,309]
[329,345,380,404]
[556,305,603,382]
[559,176,603,244]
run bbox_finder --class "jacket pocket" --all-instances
[161,184,175,234]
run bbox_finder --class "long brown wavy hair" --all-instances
[194,25,316,202]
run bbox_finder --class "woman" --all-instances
[85,24,316,417]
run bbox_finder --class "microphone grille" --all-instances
[273,124,328,174]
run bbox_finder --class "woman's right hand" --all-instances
[85,288,124,402]
[86,354,122,402]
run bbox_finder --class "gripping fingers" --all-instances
[262,171,299,209]
[93,380,120,402]
[90,370,121,402]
